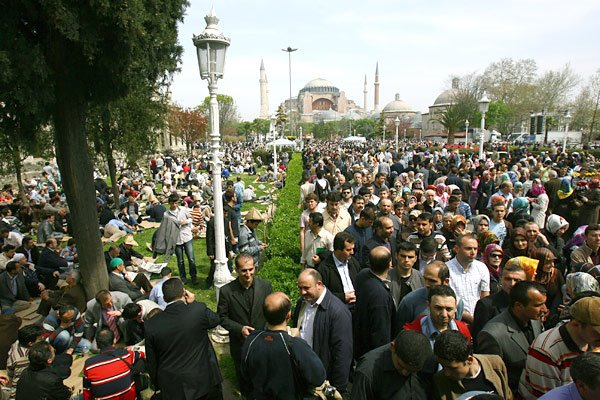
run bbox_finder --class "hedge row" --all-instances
[259,152,303,304]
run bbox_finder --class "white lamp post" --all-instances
[271,115,278,176]
[465,119,469,150]
[478,93,490,160]
[193,8,233,295]
[282,47,298,139]
[562,111,572,153]
[394,116,400,154]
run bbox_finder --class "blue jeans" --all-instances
[50,329,92,354]
[175,239,197,280]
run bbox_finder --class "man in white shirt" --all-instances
[149,267,172,309]
[293,269,353,394]
[0,228,23,248]
[446,234,490,320]
[301,213,333,268]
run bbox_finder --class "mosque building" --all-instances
[421,78,465,140]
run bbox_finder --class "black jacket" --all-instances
[363,234,397,269]
[292,289,353,391]
[218,278,272,351]
[241,329,326,400]
[145,300,223,399]
[472,289,510,343]
[37,247,68,277]
[318,253,360,304]
[16,245,40,265]
[16,366,72,400]
[0,271,30,307]
[353,269,397,359]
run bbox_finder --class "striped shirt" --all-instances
[519,323,583,400]
[83,347,145,400]
[6,341,30,387]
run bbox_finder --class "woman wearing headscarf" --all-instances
[529,179,549,229]
[554,178,580,233]
[564,272,600,304]
[483,244,505,294]
[468,170,481,212]
[502,227,530,265]
[576,178,600,227]
[544,214,569,275]
[507,197,530,226]
[445,215,470,256]
[435,183,449,209]
[533,247,565,320]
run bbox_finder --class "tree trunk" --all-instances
[102,111,120,209]
[11,146,27,204]
[53,70,108,299]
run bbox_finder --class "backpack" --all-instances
[314,179,330,200]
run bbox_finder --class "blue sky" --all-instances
[170,0,600,120]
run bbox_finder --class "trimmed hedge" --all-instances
[259,152,303,304]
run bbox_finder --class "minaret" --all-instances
[374,62,380,112]
[259,59,269,119]
[363,74,368,112]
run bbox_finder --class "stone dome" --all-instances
[299,78,339,94]
[433,78,460,106]
[383,93,413,113]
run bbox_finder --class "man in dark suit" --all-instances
[354,246,397,359]
[0,261,31,311]
[472,263,527,340]
[107,258,146,302]
[318,232,360,306]
[145,278,223,399]
[15,236,39,266]
[363,216,397,269]
[104,245,120,270]
[477,281,547,391]
[37,238,68,289]
[292,268,353,394]
[218,253,272,398]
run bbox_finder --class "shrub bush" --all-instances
[260,152,303,304]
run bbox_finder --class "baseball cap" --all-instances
[571,297,600,332]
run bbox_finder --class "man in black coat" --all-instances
[354,246,398,359]
[16,236,39,265]
[218,253,272,398]
[472,263,526,340]
[293,268,353,394]
[318,232,361,306]
[37,238,68,289]
[363,216,397,269]
[145,278,223,399]
[15,341,72,400]
[0,261,31,311]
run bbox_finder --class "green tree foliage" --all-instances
[275,104,288,133]
[570,70,600,142]
[0,0,188,297]
[199,94,239,135]
[436,105,463,144]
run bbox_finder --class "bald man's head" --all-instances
[369,246,392,275]
[263,292,292,326]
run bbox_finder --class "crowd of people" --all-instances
[2,138,600,399]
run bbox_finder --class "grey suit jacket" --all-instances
[108,272,143,302]
[477,309,543,391]
[387,267,425,310]
[83,291,132,340]
[0,271,30,307]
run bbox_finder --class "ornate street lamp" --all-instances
[193,8,233,294]
[478,93,490,160]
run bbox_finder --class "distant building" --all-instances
[421,77,461,139]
